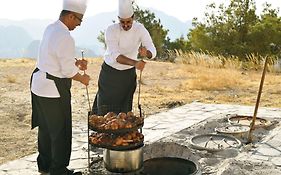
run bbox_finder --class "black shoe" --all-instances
[38,169,50,175]
[66,169,82,175]
[72,172,82,175]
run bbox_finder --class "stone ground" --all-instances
[1,102,281,175]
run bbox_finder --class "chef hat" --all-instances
[63,0,88,15]
[118,0,134,18]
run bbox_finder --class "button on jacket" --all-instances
[104,21,157,70]
[31,20,79,97]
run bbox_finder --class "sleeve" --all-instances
[56,35,79,78]
[104,26,121,64]
[140,25,157,59]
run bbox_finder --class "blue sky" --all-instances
[0,0,280,22]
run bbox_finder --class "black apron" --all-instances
[30,69,72,131]
[30,68,40,129]
[30,69,73,174]
[92,62,137,115]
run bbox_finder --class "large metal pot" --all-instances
[103,147,143,173]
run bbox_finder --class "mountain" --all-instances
[71,11,118,56]
[0,25,33,58]
[23,40,40,58]
[0,10,192,58]
[0,19,52,40]
[149,8,192,40]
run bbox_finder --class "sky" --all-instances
[0,0,280,22]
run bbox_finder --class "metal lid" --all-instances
[215,125,250,134]
[227,114,271,128]
[190,133,242,152]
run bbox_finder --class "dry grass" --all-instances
[1,53,281,165]
[6,75,17,83]
[178,51,242,69]
[186,67,243,91]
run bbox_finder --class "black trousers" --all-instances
[32,93,72,175]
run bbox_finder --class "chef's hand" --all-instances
[138,46,147,57]
[135,60,146,71]
[75,59,88,71]
[80,74,90,86]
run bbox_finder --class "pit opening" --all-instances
[143,157,199,175]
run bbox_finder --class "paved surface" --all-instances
[1,102,281,175]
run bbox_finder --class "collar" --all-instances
[57,20,69,31]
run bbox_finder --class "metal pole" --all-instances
[80,50,91,169]
[81,50,92,112]
[138,71,142,133]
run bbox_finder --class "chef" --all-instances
[92,0,157,115]
[30,0,90,174]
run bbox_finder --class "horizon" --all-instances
[0,0,280,23]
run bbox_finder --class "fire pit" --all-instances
[143,157,199,175]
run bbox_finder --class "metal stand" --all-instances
[87,70,144,173]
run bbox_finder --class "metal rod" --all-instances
[247,56,269,143]
[87,112,90,170]
[138,71,142,133]
[81,50,92,112]
[80,50,91,169]
[85,86,91,112]
[137,71,142,107]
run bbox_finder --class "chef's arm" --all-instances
[72,73,90,86]
[116,55,146,71]
[140,25,157,59]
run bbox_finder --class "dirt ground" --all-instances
[1,58,281,165]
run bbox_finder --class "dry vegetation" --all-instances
[1,52,281,165]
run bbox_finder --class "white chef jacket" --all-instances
[104,21,157,70]
[31,20,79,98]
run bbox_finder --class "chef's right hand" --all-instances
[135,60,146,71]
[75,59,88,71]
[80,74,90,86]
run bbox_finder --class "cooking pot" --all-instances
[103,146,143,173]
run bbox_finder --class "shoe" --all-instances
[72,172,82,175]
[66,169,82,175]
[38,169,50,175]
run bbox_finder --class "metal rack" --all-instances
[86,71,144,173]
[87,106,144,172]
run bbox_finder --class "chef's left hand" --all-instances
[138,46,148,57]
[75,59,88,71]
[135,60,146,71]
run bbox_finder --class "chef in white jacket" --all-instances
[30,0,89,174]
[92,0,156,115]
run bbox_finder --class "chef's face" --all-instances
[69,13,83,31]
[119,16,134,31]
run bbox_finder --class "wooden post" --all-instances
[247,56,269,143]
